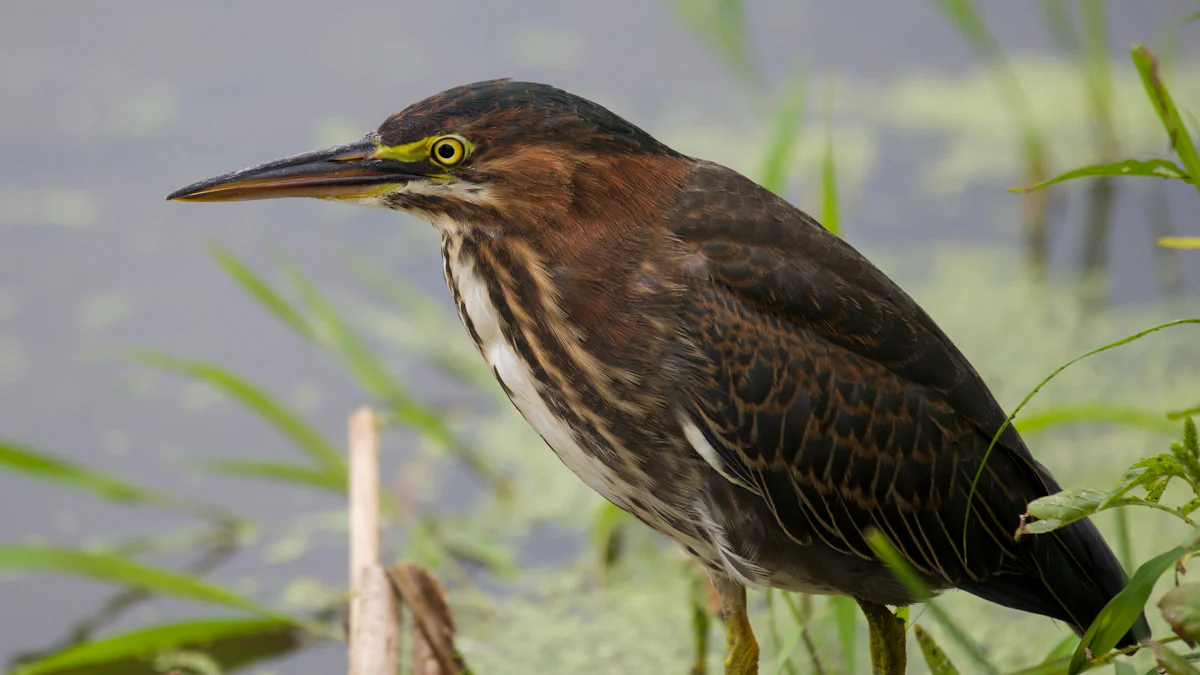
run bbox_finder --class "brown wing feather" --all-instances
[679,279,1024,583]
[666,162,1143,641]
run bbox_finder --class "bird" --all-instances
[169,79,1147,674]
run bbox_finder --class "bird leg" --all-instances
[857,599,906,675]
[711,573,759,675]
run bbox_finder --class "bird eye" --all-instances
[430,137,466,167]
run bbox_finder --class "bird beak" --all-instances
[166,136,429,202]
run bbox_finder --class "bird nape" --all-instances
[169,79,1148,674]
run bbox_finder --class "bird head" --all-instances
[168,79,689,237]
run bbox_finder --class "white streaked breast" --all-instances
[445,240,628,509]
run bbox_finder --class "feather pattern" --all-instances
[666,162,1144,643]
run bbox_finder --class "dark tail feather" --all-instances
[962,517,1149,649]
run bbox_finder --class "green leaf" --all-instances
[913,624,960,675]
[1160,583,1200,644]
[207,243,317,343]
[865,530,1000,675]
[1018,453,1196,536]
[1067,527,1200,673]
[1018,488,1109,536]
[126,351,345,475]
[965,319,1200,546]
[1015,404,1182,437]
[1104,455,1188,508]
[758,67,806,195]
[1132,44,1200,198]
[831,595,857,674]
[200,459,345,493]
[820,80,841,238]
[11,617,299,675]
[1011,159,1191,193]
[0,546,282,619]
[0,439,175,508]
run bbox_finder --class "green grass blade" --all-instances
[758,67,806,195]
[275,254,428,418]
[1114,506,1134,573]
[1132,44,1200,198]
[964,319,1200,546]
[344,258,496,392]
[1011,159,1191,193]
[914,624,961,674]
[207,243,317,343]
[274,253,501,487]
[200,459,346,493]
[275,252,405,402]
[1040,0,1078,52]
[1067,526,1200,673]
[1170,406,1200,421]
[0,439,175,507]
[865,530,1000,675]
[1015,403,1182,436]
[831,595,857,674]
[1081,0,1113,120]
[0,546,283,619]
[11,617,299,675]
[99,525,250,559]
[126,351,345,474]
[591,501,632,575]
[667,0,756,80]
[1007,657,1071,675]
[769,621,805,675]
[930,0,1049,230]
[820,80,841,238]
[929,0,997,57]
[1159,238,1200,250]
[1044,635,1078,661]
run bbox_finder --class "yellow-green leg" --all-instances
[711,574,759,675]
[857,599,907,675]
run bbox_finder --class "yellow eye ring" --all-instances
[430,136,466,167]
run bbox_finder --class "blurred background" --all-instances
[1,1,1199,673]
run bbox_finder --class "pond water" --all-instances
[1,1,1199,673]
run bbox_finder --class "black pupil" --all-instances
[437,143,456,160]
